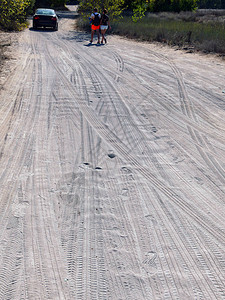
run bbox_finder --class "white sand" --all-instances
[0,6,224,299]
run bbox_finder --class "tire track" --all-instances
[118,167,220,299]
[102,170,153,299]
[0,32,48,298]
[74,45,225,208]
[47,36,174,187]
[54,30,225,198]
[43,38,225,248]
[147,51,225,185]
[54,37,147,157]
[107,50,225,203]
[0,29,71,299]
[1,11,224,299]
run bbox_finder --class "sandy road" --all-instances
[0,5,224,299]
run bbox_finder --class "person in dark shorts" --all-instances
[90,8,101,44]
[100,9,111,44]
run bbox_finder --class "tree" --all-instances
[148,0,198,12]
[0,0,33,30]
[131,0,197,17]
[152,0,171,12]
[51,0,66,7]
[131,0,149,21]
[34,0,51,8]
[34,0,66,8]
[197,0,223,8]
[222,0,225,9]
[78,0,125,20]
[180,0,198,11]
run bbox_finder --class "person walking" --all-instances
[90,8,101,44]
[100,9,111,44]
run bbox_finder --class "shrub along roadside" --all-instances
[0,0,34,31]
[76,11,225,55]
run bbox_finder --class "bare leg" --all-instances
[101,29,107,43]
[91,29,94,42]
[102,29,106,43]
[96,29,100,43]
[101,29,105,43]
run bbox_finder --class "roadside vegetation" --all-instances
[111,10,225,54]
[0,0,34,31]
[78,0,125,21]
[77,2,225,56]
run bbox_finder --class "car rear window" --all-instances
[36,9,55,15]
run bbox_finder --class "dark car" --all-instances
[33,8,58,31]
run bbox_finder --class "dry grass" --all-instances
[0,33,9,68]
[77,9,225,56]
[111,10,225,55]
[0,32,16,83]
[148,9,225,24]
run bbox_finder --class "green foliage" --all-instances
[35,0,66,8]
[50,0,66,8]
[34,0,50,8]
[131,0,148,22]
[132,3,147,22]
[0,0,33,30]
[130,0,198,22]
[123,0,225,11]
[180,0,198,11]
[197,0,224,9]
[151,0,171,12]
[148,0,198,12]
[78,0,125,21]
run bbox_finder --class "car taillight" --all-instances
[34,16,39,20]
[51,17,57,21]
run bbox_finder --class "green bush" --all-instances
[0,0,33,30]
[78,0,125,21]
[34,0,67,9]
[130,0,198,14]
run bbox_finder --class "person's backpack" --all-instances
[93,13,100,26]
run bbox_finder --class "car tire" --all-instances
[53,24,58,31]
